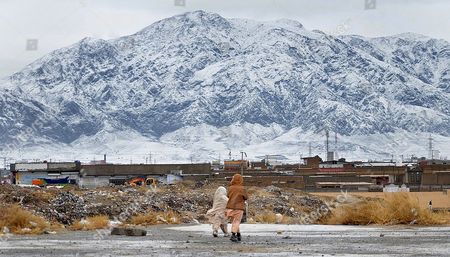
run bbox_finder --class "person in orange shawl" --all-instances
[205,186,229,237]
[226,174,248,242]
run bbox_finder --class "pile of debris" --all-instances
[0,183,329,225]
[48,192,88,224]
[249,186,330,221]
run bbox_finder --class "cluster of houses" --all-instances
[7,162,210,189]
[217,156,450,191]
[2,155,450,191]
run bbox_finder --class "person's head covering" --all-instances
[214,186,227,199]
[230,174,243,186]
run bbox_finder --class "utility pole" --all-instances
[335,132,338,151]
[299,153,302,168]
[308,142,312,157]
[240,151,247,176]
[325,129,330,161]
[428,135,433,160]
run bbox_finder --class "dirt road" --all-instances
[1,224,449,256]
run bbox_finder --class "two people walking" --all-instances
[206,174,248,242]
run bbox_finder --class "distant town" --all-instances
[1,149,449,192]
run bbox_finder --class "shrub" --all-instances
[0,205,49,234]
[71,215,110,231]
[130,210,181,226]
[324,193,448,225]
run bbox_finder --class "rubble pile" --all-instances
[152,194,207,212]
[0,183,329,226]
[249,186,330,219]
[265,185,282,194]
[297,196,329,211]
[48,192,87,224]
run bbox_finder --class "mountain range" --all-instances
[1,10,449,163]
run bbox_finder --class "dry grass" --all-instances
[253,211,296,224]
[71,215,110,231]
[254,211,277,223]
[130,210,181,226]
[323,193,449,225]
[30,191,55,202]
[0,205,50,234]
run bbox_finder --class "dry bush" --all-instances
[130,210,181,226]
[324,193,448,225]
[433,211,450,224]
[71,215,110,231]
[130,212,157,226]
[254,211,277,223]
[0,205,49,234]
[252,211,296,224]
[30,191,54,203]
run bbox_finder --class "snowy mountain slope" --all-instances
[1,10,450,162]
[4,123,450,165]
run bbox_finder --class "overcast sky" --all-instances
[0,0,449,78]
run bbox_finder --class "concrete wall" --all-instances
[216,175,304,188]
[48,162,79,171]
[16,172,48,185]
[421,164,450,174]
[303,175,373,186]
[81,163,211,176]
[166,174,183,185]
[351,166,406,175]
[15,171,79,185]
[422,173,450,185]
[15,163,48,171]
[78,176,110,189]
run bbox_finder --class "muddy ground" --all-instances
[1,224,449,257]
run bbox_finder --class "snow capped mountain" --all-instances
[1,10,450,162]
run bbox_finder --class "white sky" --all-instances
[0,0,449,78]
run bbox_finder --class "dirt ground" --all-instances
[1,224,449,257]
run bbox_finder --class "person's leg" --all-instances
[230,210,239,233]
[235,210,244,241]
[229,210,238,242]
[220,223,229,236]
[230,210,244,242]
[212,221,220,237]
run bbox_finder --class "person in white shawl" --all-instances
[206,186,229,237]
